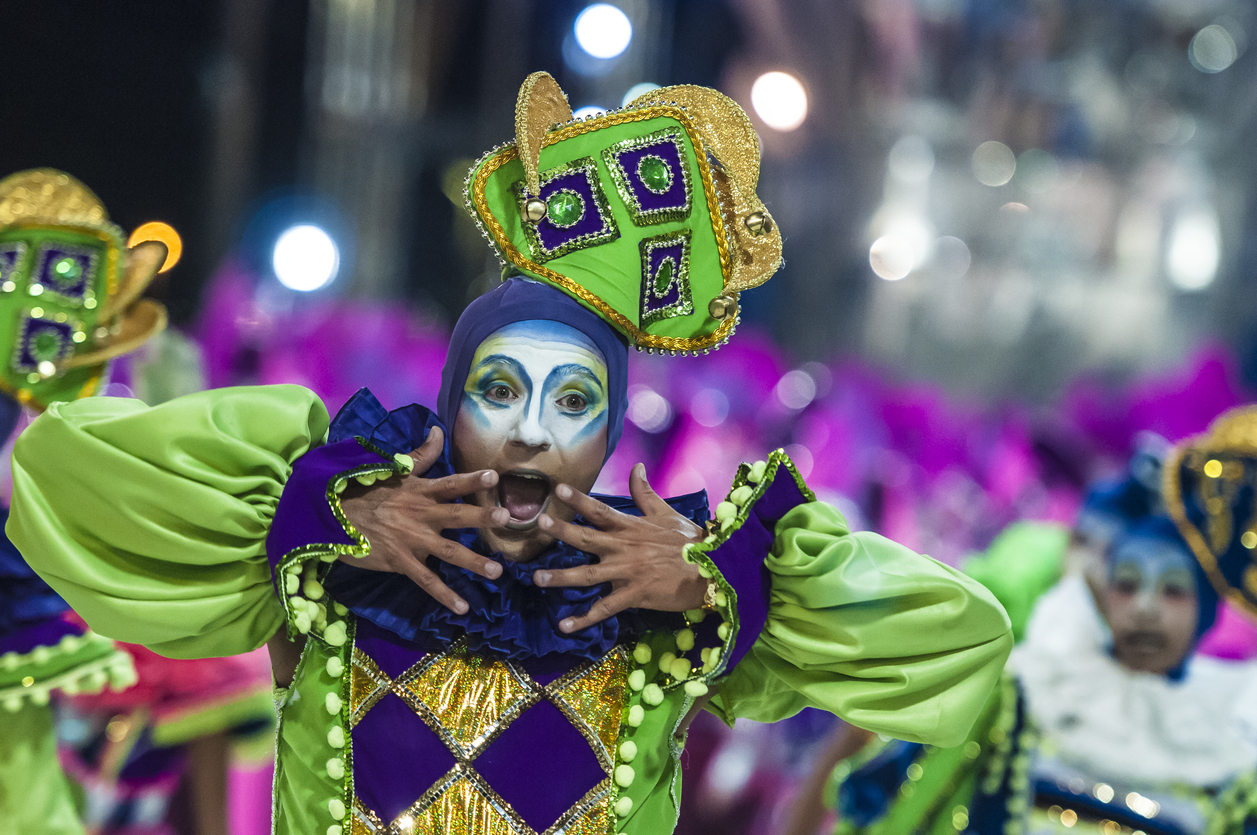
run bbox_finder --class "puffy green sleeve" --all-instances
[7,385,330,659]
[700,454,1013,749]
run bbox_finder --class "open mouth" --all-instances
[1121,631,1168,654]
[496,470,552,530]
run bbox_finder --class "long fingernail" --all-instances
[534,571,550,586]
[491,508,510,525]
[454,599,468,614]
[556,484,571,499]
[537,514,553,530]
[484,562,502,579]
[560,618,575,632]
[633,462,646,481]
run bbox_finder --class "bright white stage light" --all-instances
[1166,207,1220,291]
[1189,24,1238,73]
[751,71,808,131]
[273,224,340,292]
[574,4,633,60]
[622,82,660,107]
[572,105,607,120]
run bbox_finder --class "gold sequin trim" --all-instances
[394,642,536,758]
[549,647,629,771]
[350,647,394,727]
[469,105,736,353]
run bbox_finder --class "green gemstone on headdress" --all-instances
[639,156,672,193]
[54,257,80,279]
[547,190,583,227]
[32,330,62,360]
[654,259,673,295]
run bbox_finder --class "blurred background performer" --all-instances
[0,169,160,835]
[7,73,1014,835]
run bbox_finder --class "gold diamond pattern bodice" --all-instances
[346,638,628,835]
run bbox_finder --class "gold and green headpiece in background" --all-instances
[1164,406,1257,617]
[464,72,783,354]
[0,169,167,410]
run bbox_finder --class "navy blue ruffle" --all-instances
[323,389,708,661]
[0,505,71,636]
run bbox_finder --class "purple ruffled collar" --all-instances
[322,389,707,662]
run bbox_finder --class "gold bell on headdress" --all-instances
[708,294,738,320]
[743,212,770,237]
[521,197,547,223]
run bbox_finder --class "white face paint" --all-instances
[453,320,609,562]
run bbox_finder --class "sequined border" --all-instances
[514,156,619,264]
[0,242,28,290]
[638,230,693,327]
[349,647,396,727]
[10,307,85,376]
[546,646,629,772]
[467,104,736,353]
[392,639,540,760]
[600,127,693,226]
[31,240,100,308]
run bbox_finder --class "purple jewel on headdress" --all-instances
[524,158,619,262]
[612,136,690,221]
[35,245,95,303]
[639,231,693,326]
[14,316,73,373]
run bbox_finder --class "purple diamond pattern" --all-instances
[14,317,73,373]
[611,135,690,222]
[35,245,95,303]
[473,699,605,832]
[353,690,457,822]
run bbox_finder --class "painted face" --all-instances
[452,320,609,562]
[1103,537,1198,676]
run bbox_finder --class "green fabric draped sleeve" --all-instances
[707,501,1013,749]
[7,385,330,659]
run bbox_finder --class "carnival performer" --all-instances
[0,169,164,834]
[8,74,1013,835]
[782,444,1241,835]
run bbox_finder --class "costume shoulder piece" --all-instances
[464,72,782,354]
[0,168,167,409]
[1164,406,1257,617]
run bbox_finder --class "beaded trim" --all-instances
[274,437,403,644]
[0,241,27,290]
[465,104,737,354]
[514,156,619,264]
[601,127,693,227]
[638,230,693,327]
[0,640,135,713]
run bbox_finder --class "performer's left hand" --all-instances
[531,463,707,633]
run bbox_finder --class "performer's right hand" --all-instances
[339,426,508,613]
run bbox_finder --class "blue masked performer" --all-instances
[0,169,167,834]
[7,75,1013,835]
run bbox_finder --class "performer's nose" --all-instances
[510,398,551,449]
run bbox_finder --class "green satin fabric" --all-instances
[0,703,84,835]
[708,501,1013,749]
[7,385,328,659]
[961,521,1067,642]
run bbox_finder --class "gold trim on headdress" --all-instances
[515,72,574,198]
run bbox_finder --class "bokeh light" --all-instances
[776,369,818,410]
[1189,24,1238,73]
[127,221,183,273]
[750,71,808,132]
[273,224,339,292]
[573,4,632,60]
[1166,206,1220,291]
[626,385,672,433]
[690,388,729,427]
[621,82,660,107]
[971,141,1016,186]
[870,235,915,281]
[887,135,934,183]
[933,236,972,279]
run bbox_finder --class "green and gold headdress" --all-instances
[0,169,167,410]
[464,72,782,354]
[1164,406,1257,617]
